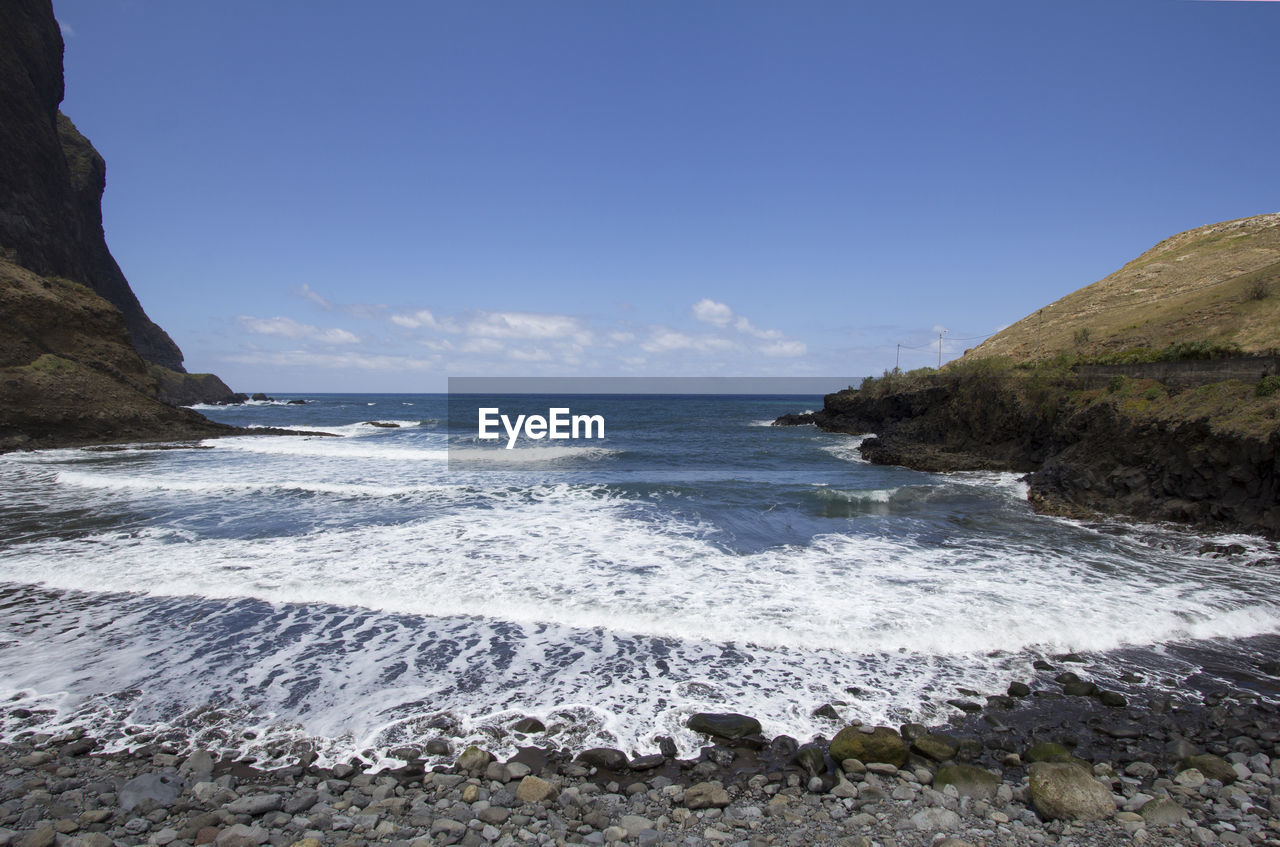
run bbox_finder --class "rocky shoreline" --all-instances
[4,656,1278,847]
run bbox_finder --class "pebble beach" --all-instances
[3,656,1279,847]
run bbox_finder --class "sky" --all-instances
[52,0,1279,393]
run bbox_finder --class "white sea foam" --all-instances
[2,410,1279,766]
[821,433,875,464]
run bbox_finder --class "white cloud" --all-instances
[692,299,734,326]
[607,331,636,344]
[460,338,505,354]
[641,329,735,354]
[391,309,457,332]
[761,340,807,357]
[509,348,552,362]
[296,284,333,310]
[57,19,74,38]
[237,316,360,345]
[467,311,584,341]
[734,315,783,340]
[226,350,437,371]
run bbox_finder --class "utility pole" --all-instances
[937,331,944,369]
[895,343,900,373]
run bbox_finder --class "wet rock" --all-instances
[628,754,664,771]
[946,699,982,714]
[1024,742,1074,763]
[911,734,958,762]
[576,748,627,771]
[510,717,545,734]
[829,726,907,767]
[791,744,825,777]
[811,704,842,721]
[1007,682,1031,697]
[1027,762,1116,821]
[933,765,999,801]
[686,713,762,740]
[1098,691,1128,707]
[657,736,678,758]
[1062,681,1099,697]
[456,746,493,774]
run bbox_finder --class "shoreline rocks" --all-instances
[4,657,1278,847]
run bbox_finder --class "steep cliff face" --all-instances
[0,0,186,371]
[0,256,234,450]
[0,0,244,438]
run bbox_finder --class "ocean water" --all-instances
[0,392,1277,769]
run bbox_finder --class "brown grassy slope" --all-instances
[966,213,1280,361]
[0,256,234,450]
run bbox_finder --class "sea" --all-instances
[0,392,1277,769]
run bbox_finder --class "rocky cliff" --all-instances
[0,256,235,450]
[786,368,1279,538]
[779,214,1280,538]
[0,0,240,447]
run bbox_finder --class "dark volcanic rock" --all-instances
[0,2,183,372]
[0,0,243,446]
[686,712,763,740]
[782,375,1279,538]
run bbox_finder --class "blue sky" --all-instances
[53,0,1279,392]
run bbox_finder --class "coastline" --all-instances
[3,650,1277,847]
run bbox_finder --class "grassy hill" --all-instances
[965,213,1280,362]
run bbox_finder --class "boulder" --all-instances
[686,713,762,740]
[1178,754,1236,784]
[224,794,282,816]
[1024,741,1074,763]
[791,744,826,777]
[511,717,546,734]
[1027,762,1116,821]
[911,734,958,762]
[910,807,962,832]
[829,726,907,767]
[515,776,555,804]
[455,746,493,774]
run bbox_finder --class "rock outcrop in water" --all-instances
[783,366,1279,538]
[0,0,240,448]
[779,215,1280,538]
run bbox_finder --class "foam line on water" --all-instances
[821,434,874,464]
[2,484,1277,657]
